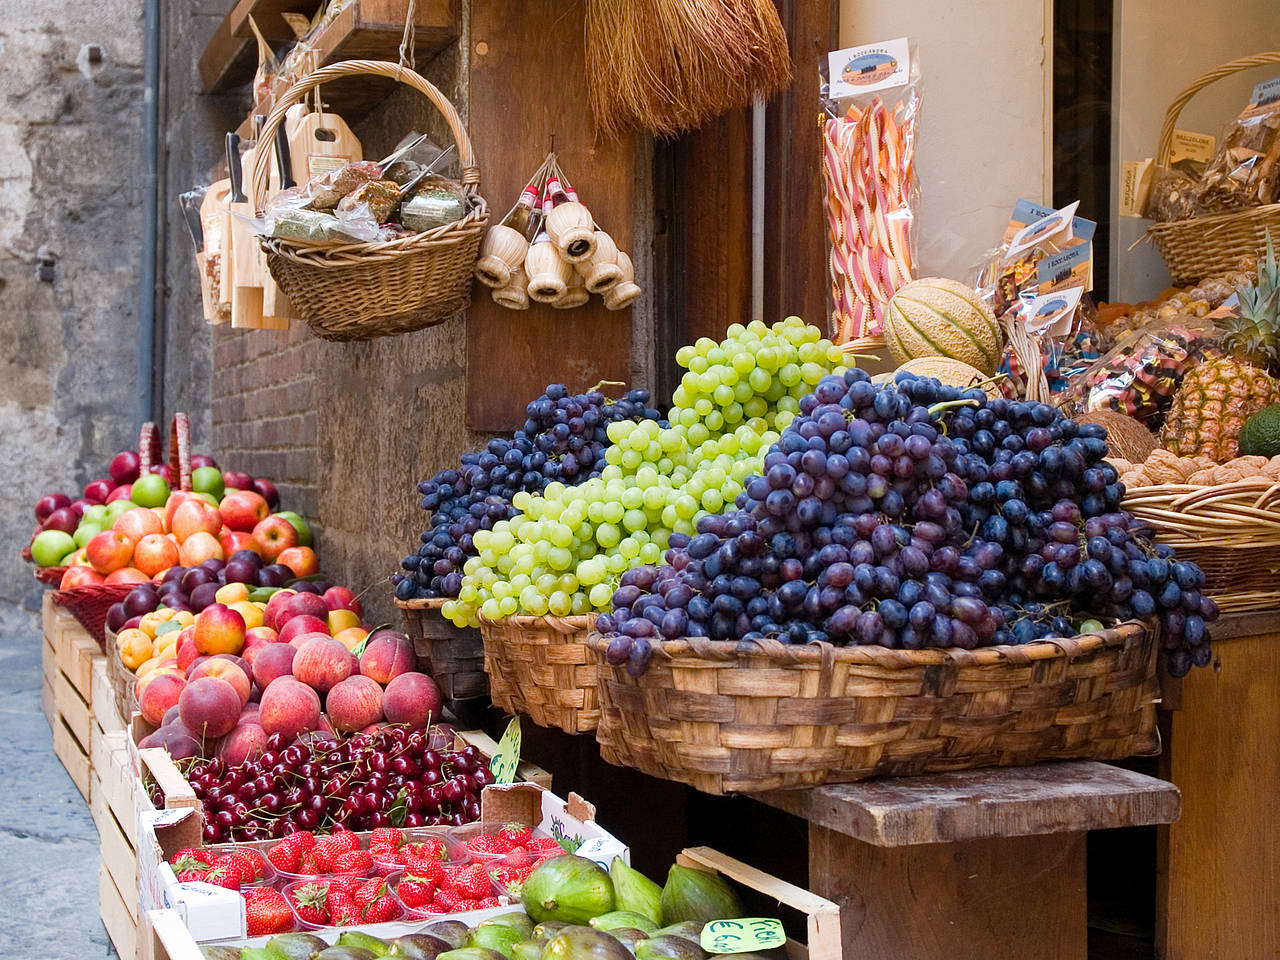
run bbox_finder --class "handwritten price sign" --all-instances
[701,918,786,954]
[489,717,522,784]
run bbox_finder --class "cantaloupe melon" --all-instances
[896,357,1002,400]
[884,278,1003,375]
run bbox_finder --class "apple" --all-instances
[191,465,226,502]
[72,523,102,549]
[172,499,223,543]
[193,603,246,655]
[223,470,253,491]
[251,478,280,511]
[82,504,108,527]
[105,485,134,504]
[190,454,219,470]
[273,510,312,548]
[114,506,164,542]
[134,533,180,577]
[105,567,150,585]
[82,478,114,505]
[31,529,77,567]
[60,566,105,589]
[179,531,225,568]
[277,615,329,645]
[131,473,171,509]
[163,491,203,531]
[151,464,173,482]
[322,586,362,616]
[103,500,138,526]
[220,529,258,557]
[86,530,136,574]
[109,450,142,485]
[42,507,79,536]
[35,493,71,523]
[276,546,318,578]
[219,489,270,532]
[69,499,92,518]
[252,516,298,563]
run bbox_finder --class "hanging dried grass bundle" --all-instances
[585,0,793,138]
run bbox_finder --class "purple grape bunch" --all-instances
[599,368,1217,679]
[395,384,662,600]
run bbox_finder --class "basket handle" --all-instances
[249,58,479,214]
[1155,51,1280,167]
[169,412,193,493]
[137,421,161,476]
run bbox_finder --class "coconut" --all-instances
[1076,410,1158,463]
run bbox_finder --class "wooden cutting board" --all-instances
[198,178,231,324]
[288,108,362,186]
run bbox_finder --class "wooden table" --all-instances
[755,761,1180,960]
[1158,608,1280,959]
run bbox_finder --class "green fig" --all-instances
[609,861,663,927]
[316,948,377,960]
[267,934,329,960]
[436,949,508,960]
[201,949,243,960]
[533,922,569,940]
[511,940,546,960]
[481,913,537,939]
[605,929,651,952]
[659,866,743,927]
[389,936,452,960]
[590,911,658,935]
[423,923,473,950]
[523,856,616,925]
[635,936,706,960]
[239,950,285,960]
[338,933,393,957]
[469,924,525,959]
[541,926,633,960]
[652,924,702,944]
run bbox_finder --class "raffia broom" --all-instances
[585,0,793,138]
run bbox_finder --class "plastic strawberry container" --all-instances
[265,840,378,884]
[281,878,407,930]
[448,821,553,862]
[389,872,510,920]
[484,848,568,902]
[204,844,278,888]
[369,827,470,877]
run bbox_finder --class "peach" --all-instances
[252,515,298,562]
[113,507,164,543]
[332,626,368,651]
[327,608,361,634]
[230,600,264,630]
[134,533,180,577]
[193,603,246,655]
[323,586,363,616]
[359,630,416,685]
[59,566,105,590]
[292,636,354,693]
[178,676,242,739]
[171,499,223,543]
[106,567,150,585]
[277,615,329,645]
[178,530,225,567]
[188,658,251,707]
[259,676,321,740]
[276,546,318,578]
[218,489,270,533]
[382,672,443,729]
[137,724,202,761]
[262,589,297,631]
[252,642,296,689]
[184,655,209,678]
[86,530,135,574]
[175,628,200,670]
[219,722,268,766]
[282,591,331,625]
[326,675,384,732]
[137,671,186,726]
[241,626,279,666]
[214,582,250,605]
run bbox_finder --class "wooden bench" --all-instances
[755,761,1180,960]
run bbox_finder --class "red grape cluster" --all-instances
[148,727,494,844]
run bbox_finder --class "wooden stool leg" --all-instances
[808,825,1087,960]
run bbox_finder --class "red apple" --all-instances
[152,464,173,482]
[190,454,219,471]
[220,529,258,557]
[292,636,354,693]
[179,531,225,568]
[223,470,253,491]
[276,546,318,578]
[59,566,105,590]
[106,484,133,504]
[178,676,241,739]
[109,450,142,485]
[105,567,149,585]
[326,675,384,732]
[115,506,164,542]
[277,615,329,645]
[43,507,79,535]
[86,530,136,574]
[83,478,113,505]
[359,630,415,685]
[251,477,280,510]
[35,493,71,523]
[382,672,443,729]
[252,516,298,563]
[172,499,223,543]
[134,533,180,577]
[322,586,363,616]
[219,489,270,533]
[282,592,331,625]
[259,677,321,740]
[69,499,91,518]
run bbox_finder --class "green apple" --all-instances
[73,523,103,549]
[82,504,109,527]
[191,465,225,502]
[104,499,139,524]
[273,510,312,547]
[196,491,219,506]
[31,529,76,567]
[131,473,170,508]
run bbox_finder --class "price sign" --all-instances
[489,717,522,784]
[701,918,786,954]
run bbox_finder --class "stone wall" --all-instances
[0,4,145,633]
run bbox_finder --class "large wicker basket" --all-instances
[51,583,132,646]
[477,613,599,734]
[395,597,488,701]
[249,60,489,341]
[1146,51,1280,284]
[1123,477,1280,612]
[591,623,1159,794]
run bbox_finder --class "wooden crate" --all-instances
[42,592,106,800]
[93,657,125,735]
[101,862,138,960]
[93,727,148,960]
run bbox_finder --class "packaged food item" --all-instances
[819,37,921,344]
[338,179,402,224]
[1194,75,1280,212]
[1076,318,1218,422]
[305,160,383,210]
[400,176,467,232]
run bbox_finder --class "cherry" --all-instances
[296,809,319,829]
[203,823,223,843]
[405,813,426,827]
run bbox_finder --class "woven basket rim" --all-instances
[1146,202,1280,238]
[395,597,447,610]
[477,613,597,628]
[262,202,489,265]
[588,621,1146,668]
[51,582,135,604]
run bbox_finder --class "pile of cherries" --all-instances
[147,725,495,844]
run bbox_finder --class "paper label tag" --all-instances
[1170,129,1216,165]
[701,919,786,954]
[1007,201,1079,260]
[1008,199,1096,242]
[1037,243,1092,290]
[1252,75,1280,107]
[1023,286,1085,338]
[307,154,349,178]
[1119,160,1153,217]
[490,717,522,784]
[828,38,910,98]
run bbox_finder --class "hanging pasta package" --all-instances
[820,37,921,347]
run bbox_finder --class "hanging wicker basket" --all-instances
[249,59,489,341]
[1146,51,1280,284]
[477,613,599,733]
[395,597,488,701]
[591,623,1160,794]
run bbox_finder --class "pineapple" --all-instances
[1158,234,1280,462]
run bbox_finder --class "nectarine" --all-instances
[259,676,321,740]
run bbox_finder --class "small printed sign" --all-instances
[701,918,786,954]
[828,38,910,98]
[490,717,522,784]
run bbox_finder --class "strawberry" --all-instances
[288,882,330,926]
[369,843,400,864]
[370,827,403,849]
[176,868,208,883]
[403,837,449,861]
[474,896,500,909]
[169,848,213,873]
[201,865,242,892]
[456,899,483,912]
[362,894,401,924]
[296,850,323,876]
[245,887,294,936]
[328,890,360,926]
[450,863,491,899]
[466,834,511,856]
[268,832,314,873]
[498,822,532,848]
[216,851,261,885]
[328,874,364,898]
[398,876,438,908]
[313,836,352,871]
[332,849,373,874]
[355,877,388,909]
[527,837,563,855]
[494,863,533,895]
[432,888,463,912]
[405,856,445,884]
